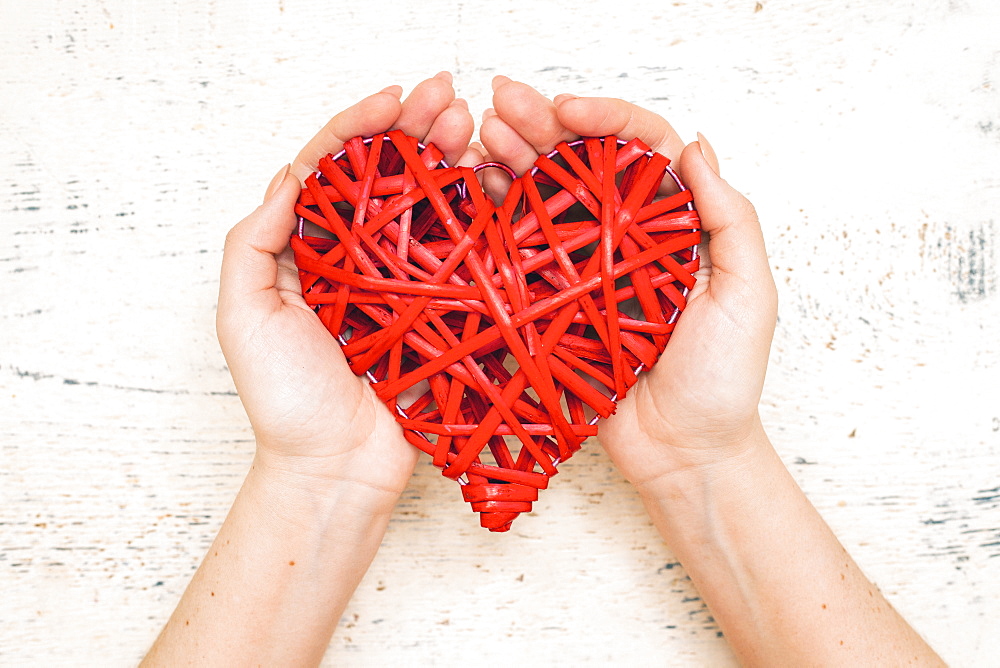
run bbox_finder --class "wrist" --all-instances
[247,446,404,530]
[632,422,788,558]
[633,417,773,501]
[599,402,770,492]
[252,401,416,518]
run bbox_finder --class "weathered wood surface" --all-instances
[2,1,998,665]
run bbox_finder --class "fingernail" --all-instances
[264,164,290,202]
[696,132,720,176]
[450,97,469,109]
[482,107,497,120]
[434,70,453,84]
[554,93,579,105]
[380,85,403,98]
[491,75,512,92]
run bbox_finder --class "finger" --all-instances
[263,163,290,202]
[423,98,475,166]
[678,138,771,290]
[460,141,511,205]
[696,131,721,176]
[290,89,403,181]
[555,96,687,161]
[274,245,306,300]
[456,141,487,168]
[479,113,526,202]
[480,111,539,175]
[219,168,300,318]
[491,76,576,154]
[394,71,456,141]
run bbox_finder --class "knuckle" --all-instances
[223,223,244,252]
[733,194,759,222]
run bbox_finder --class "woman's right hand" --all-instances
[216,73,480,510]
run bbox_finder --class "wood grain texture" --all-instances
[2,0,997,664]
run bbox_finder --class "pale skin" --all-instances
[142,73,944,666]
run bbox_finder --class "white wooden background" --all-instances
[2,1,998,665]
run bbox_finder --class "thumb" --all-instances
[679,138,773,290]
[218,165,300,313]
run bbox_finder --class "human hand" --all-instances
[217,73,479,511]
[479,76,778,493]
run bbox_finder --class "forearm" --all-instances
[635,420,943,666]
[143,453,395,667]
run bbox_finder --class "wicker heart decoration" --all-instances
[291,130,700,532]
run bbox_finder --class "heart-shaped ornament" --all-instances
[291,130,700,532]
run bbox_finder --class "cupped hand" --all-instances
[480,76,778,490]
[217,73,480,506]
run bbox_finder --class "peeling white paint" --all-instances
[2,0,998,665]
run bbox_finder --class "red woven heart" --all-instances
[291,130,700,532]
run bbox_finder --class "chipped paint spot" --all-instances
[941,221,996,303]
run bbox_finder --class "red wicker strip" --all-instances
[291,130,700,532]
